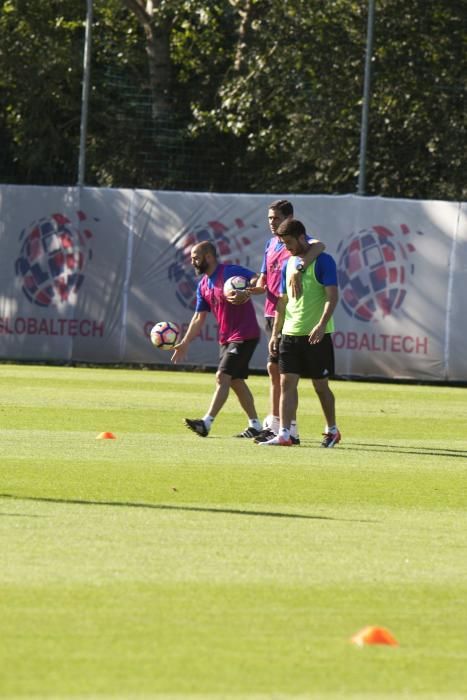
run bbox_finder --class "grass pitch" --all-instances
[1,363,467,699]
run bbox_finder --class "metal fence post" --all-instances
[357,0,376,196]
[78,0,93,186]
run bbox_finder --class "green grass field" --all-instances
[1,363,467,699]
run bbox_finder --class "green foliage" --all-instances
[367,0,466,200]
[0,0,465,197]
[0,0,84,183]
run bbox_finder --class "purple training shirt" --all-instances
[196,263,260,344]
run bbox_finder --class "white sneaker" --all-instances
[258,435,293,447]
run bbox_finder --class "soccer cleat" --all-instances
[235,427,261,438]
[258,435,293,446]
[184,418,209,437]
[253,428,277,443]
[290,435,301,445]
[320,430,341,448]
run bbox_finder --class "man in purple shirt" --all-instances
[172,240,265,438]
[254,200,325,444]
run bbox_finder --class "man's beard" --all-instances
[194,260,209,275]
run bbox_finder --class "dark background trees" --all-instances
[0,0,465,199]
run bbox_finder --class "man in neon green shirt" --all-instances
[259,219,341,448]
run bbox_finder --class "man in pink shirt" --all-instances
[254,200,325,443]
[172,240,265,438]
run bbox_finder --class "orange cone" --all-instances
[351,626,399,647]
[96,431,116,440]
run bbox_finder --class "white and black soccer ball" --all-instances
[150,321,180,350]
[223,275,249,297]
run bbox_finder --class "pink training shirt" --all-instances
[261,237,292,317]
[197,263,260,344]
[261,235,317,317]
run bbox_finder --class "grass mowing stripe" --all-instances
[1,364,466,697]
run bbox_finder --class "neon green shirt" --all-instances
[282,258,335,336]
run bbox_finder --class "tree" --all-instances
[191,0,366,193]
[367,0,466,200]
[0,0,465,199]
[0,0,84,183]
[122,0,172,119]
[188,0,466,199]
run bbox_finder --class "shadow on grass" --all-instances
[0,511,44,518]
[343,442,467,459]
[0,493,374,523]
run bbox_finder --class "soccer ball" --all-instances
[223,275,249,297]
[150,321,180,350]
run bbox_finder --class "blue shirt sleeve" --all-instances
[195,281,210,312]
[260,238,272,275]
[314,253,338,286]
[279,259,288,295]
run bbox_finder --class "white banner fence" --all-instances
[0,186,466,382]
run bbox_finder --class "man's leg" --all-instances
[230,378,262,437]
[224,339,261,437]
[280,372,300,431]
[184,371,231,437]
[231,378,258,420]
[259,372,299,446]
[255,360,300,442]
[312,377,341,447]
[207,370,232,417]
[311,377,335,427]
[268,360,281,419]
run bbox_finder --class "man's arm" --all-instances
[269,294,288,357]
[308,285,338,345]
[171,311,207,363]
[300,239,326,267]
[226,277,266,305]
[254,272,267,290]
[288,239,326,299]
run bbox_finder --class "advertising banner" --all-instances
[0,186,465,382]
[0,186,132,362]
[445,201,467,381]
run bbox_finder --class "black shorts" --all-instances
[278,333,335,379]
[264,317,279,364]
[218,338,259,380]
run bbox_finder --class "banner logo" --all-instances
[168,218,255,310]
[15,212,95,308]
[336,224,423,322]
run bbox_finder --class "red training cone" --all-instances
[351,626,399,647]
[96,432,116,440]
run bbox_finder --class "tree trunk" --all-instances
[229,0,254,72]
[123,0,172,119]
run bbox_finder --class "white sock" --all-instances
[290,420,298,438]
[262,414,273,429]
[203,415,214,429]
[325,425,338,433]
[278,427,290,440]
[249,418,262,431]
[270,415,280,433]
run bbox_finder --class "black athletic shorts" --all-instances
[265,317,279,364]
[278,333,335,379]
[218,338,259,380]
